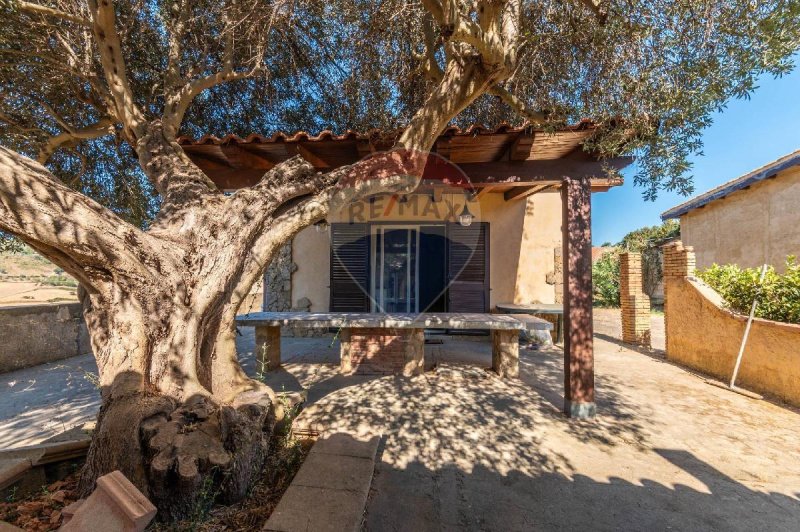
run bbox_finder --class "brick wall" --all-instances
[619,252,651,346]
[662,241,696,356]
[341,328,424,376]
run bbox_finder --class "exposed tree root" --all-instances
[80,389,277,521]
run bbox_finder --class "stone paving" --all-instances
[1,317,798,531]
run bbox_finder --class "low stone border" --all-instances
[0,437,91,495]
[264,433,380,532]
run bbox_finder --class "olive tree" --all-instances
[1,0,797,518]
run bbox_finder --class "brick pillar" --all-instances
[620,252,651,346]
[662,241,696,280]
[561,176,595,419]
[662,241,696,357]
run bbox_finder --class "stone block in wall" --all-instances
[0,303,91,374]
[553,246,563,304]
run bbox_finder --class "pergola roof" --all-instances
[179,122,633,200]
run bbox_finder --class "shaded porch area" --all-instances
[235,329,800,531]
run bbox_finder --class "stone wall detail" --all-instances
[662,240,800,406]
[263,241,327,337]
[0,302,91,373]
[546,246,564,304]
[620,252,651,346]
[263,242,295,312]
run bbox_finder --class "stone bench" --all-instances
[235,312,552,379]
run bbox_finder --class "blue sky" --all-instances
[593,65,800,245]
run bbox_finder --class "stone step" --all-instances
[264,433,380,532]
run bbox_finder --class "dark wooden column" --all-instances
[561,176,595,418]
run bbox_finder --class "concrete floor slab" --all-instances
[309,433,380,460]
[264,484,367,532]
[291,452,375,495]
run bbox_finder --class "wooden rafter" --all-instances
[503,184,550,201]
[220,145,274,170]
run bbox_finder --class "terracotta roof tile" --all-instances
[176,121,595,146]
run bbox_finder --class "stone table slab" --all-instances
[237,312,551,331]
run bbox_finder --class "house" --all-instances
[661,149,800,271]
[180,123,633,418]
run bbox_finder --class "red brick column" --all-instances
[620,252,651,346]
[561,176,595,418]
[662,241,696,356]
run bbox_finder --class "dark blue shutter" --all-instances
[330,224,371,311]
[447,223,489,312]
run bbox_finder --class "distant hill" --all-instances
[0,247,78,306]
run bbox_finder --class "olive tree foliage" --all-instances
[0,0,798,515]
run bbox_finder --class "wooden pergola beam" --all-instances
[456,157,632,185]
[503,132,534,161]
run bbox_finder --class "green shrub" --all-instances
[697,257,800,324]
[40,275,78,288]
[592,249,620,307]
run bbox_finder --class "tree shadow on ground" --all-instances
[0,353,100,447]
[593,331,666,359]
[518,344,650,448]
[364,446,800,531]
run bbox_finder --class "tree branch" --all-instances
[163,69,259,135]
[88,0,147,141]
[37,117,116,163]
[0,146,162,286]
[577,0,607,22]
[16,1,91,27]
[488,85,549,125]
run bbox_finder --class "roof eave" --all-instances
[661,150,800,221]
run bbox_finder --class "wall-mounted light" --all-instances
[458,190,474,227]
[314,219,329,232]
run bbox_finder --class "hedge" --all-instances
[697,257,800,325]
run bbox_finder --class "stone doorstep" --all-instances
[264,434,380,532]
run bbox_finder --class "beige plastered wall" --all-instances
[665,276,800,407]
[290,190,564,312]
[680,166,800,271]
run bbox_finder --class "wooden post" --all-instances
[561,176,595,418]
[255,325,281,372]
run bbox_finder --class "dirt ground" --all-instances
[0,252,77,306]
[0,282,77,306]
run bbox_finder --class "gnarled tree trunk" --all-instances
[0,124,435,518]
[0,0,522,519]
